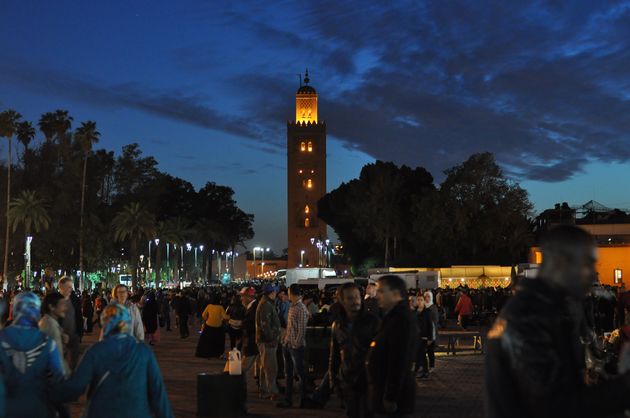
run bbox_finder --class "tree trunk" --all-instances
[3,138,11,287]
[130,238,138,290]
[384,235,390,268]
[79,153,88,291]
[155,243,162,287]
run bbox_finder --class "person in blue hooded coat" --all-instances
[53,303,174,418]
[0,291,66,418]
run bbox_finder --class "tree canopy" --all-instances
[319,153,533,272]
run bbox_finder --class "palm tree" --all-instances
[112,203,155,289]
[75,121,100,290]
[0,109,22,286]
[8,190,50,286]
[16,121,35,158]
[37,112,56,142]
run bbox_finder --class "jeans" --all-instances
[415,339,428,374]
[178,314,189,338]
[283,345,308,403]
[258,343,279,394]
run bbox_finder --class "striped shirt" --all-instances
[284,299,309,349]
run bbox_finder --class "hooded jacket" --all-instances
[53,332,173,418]
[0,325,65,418]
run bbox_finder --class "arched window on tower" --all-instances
[304,205,310,214]
[304,179,313,189]
[300,142,306,152]
[304,217,310,228]
[307,141,313,152]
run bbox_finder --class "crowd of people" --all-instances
[2,227,630,417]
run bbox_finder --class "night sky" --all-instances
[2,1,630,252]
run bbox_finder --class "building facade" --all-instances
[287,70,327,268]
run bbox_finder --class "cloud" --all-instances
[5,1,630,182]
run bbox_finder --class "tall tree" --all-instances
[16,121,35,161]
[112,203,155,289]
[75,121,100,290]
[37,112,57,142]
[0,109,22,285]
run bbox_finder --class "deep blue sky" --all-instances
[2,1,630,252]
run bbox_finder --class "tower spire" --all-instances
[304,68,310,85]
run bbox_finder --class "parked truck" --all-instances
[284,267,337,288]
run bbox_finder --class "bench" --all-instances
[440,330,484,355]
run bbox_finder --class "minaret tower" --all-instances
[287,70,327,268]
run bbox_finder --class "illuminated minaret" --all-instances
[287,70,327,268]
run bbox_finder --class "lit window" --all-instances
[300,142,306,152]
[304,218,310,228]
[298,169,303,174]
[306,179,313,189]
[615,269,623,284]
[304,205,310,214]
[307,141,313,152]
[310,169,315,174]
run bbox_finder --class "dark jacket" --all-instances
[366,300,418,415]
[255,296,281,344]
[242,300,259,356]
[172,295,191,317]
[329,309,379,392]
[485,278,630,418]
[364,296,380,318]
[416,307,433,340]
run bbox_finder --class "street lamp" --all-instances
[261,248,270,277]
[300,250,305,267]
[25,236,33,287]
[253,247,260,278]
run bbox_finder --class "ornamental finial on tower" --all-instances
[304,68,310,85]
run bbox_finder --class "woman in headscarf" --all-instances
[52,303,174,418]
[0,291,65,418]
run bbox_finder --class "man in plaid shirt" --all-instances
[277,284,310,408]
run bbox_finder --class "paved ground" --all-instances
[70,320,484,418]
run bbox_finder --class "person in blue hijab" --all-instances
[53,303,174,418]
[0,291,65,418]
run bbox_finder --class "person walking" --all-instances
[39,291,70,375]
[239,287,259,382]
[58,276,83,369]
[226,294,245,349]
[0,292,65,418]
[423,290,439,373]
[414,295,433,379]
[329,283,380,417]
[366,275,418,417]
[160,290,172,332]
[143,291,160,345]
[52,303,174,418]
[256,284,281,399]
[277,284,310,409]
[196,293,227,358]
[485,225,630,418]
[454,289,473,329]
[81,290,94,334]
[111,284,145,341]
[173,290,191,338]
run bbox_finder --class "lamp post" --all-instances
[252,247,260,278]
[300,250,305,267]
[166,243,170,282]
[148,240,152,271]
[154,238,159,284]
[25,236,32,287]
[261,247,270,277]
